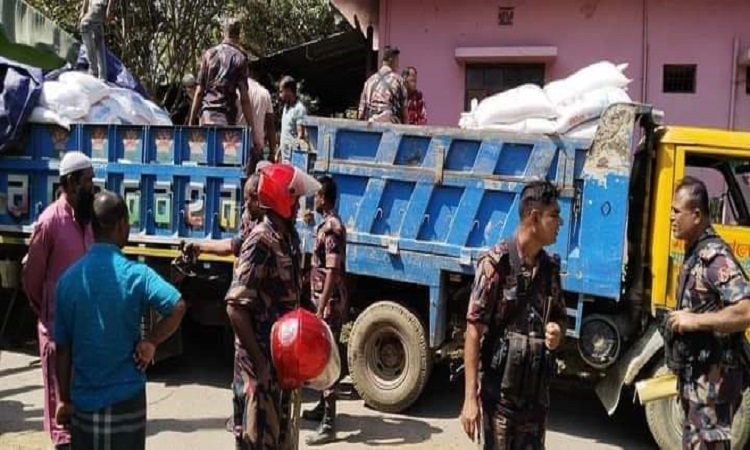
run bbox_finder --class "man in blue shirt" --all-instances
[277,76,307,164]
[54,191,186,450]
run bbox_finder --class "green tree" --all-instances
[24,0,344,104]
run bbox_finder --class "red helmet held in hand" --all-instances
[258,164,321,220]
[271,308,341,391]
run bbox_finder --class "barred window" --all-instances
[663,64,696,94]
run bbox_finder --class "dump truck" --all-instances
[292,103,750,449]
[1,103,749,449]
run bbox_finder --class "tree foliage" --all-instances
[25,0,345,103]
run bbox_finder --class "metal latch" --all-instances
[459,248,473,266]
[387,238,399,255]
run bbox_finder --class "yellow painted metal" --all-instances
[635,373,678,404]
[0,233,234,264]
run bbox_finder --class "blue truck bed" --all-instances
[295,104,647,347]
[0,103,648,349]
[0,124,250,242]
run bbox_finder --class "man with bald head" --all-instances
[54,191,186,450]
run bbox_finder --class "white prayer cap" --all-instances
[60,151,92,177]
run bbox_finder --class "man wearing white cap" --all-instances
[22,151,96,450]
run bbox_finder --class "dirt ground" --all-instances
[0,322,658,450]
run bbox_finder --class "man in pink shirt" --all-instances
[22,151,95,450]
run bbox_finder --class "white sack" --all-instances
[145,99,173,126]
[555,87,631,134]
[474,84,556,125]
[28,107,71,130]
[57,71,111,104]
[544,61,631,108]
[458,112,478,129]
[84,98,127,124]
[108,88,153,125]
[39,81,91,120]
[478,118,557,134]
[565,120,599,140]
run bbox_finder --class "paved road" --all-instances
[0,323,658,450]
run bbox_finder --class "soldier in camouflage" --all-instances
[224,164,319,450]
[459,180,567,450]
[357,46,408,124]
[303,176,348,446]
[667,176,750,450]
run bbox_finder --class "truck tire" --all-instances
[644,366,750,449]
[347,301,431,413]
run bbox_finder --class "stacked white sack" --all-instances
[30,71,173,127]
[474,84,556,126]
[544,61,631,109]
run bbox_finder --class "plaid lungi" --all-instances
[71,389,146,450]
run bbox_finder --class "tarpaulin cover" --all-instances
[0,56,43,152]
[74,46,149,100]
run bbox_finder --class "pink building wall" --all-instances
[356,0,750,129]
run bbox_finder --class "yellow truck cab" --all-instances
[618,125,750,449]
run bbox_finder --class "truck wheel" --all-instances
[644,366,750,449]
[347,301,431,413]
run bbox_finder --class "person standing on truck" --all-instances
[459,180,567,449]
[22,151,95,450]
[53,191,186,450]
[402,67,427,125]
[278,76,307,165]
[224,163,320,449]
[357,46,407,124]
[666,176,750,450]
[236,70,277,170]
[170,74,198,126]
[189,19,262,149]
[303,175,348,446]
[79,0,114,80]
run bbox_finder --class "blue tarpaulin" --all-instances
[0,56,42,151]
[75,46,149,100]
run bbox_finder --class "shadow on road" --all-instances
[0,400,43,434]
[302,413,443,446]
[147,417,230,437]
[0,385,43,399]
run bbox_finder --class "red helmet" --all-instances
[271,308,341,391]
[258,164,321,219]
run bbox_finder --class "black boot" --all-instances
[305,390,336,446]
[301,398,325,422]
[305,421,335,446]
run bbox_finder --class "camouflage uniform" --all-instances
[310,210,348,424]
[225,216,303,450]
[230,210,258,258]
[197,40,249,126]
[676,227,750,450]
[466,239,567,450]
[357,66,408,123]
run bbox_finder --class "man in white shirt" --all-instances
[237,72,277,172]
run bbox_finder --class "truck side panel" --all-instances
[297,104,644,346]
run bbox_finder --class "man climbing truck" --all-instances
[294,103,750,450]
